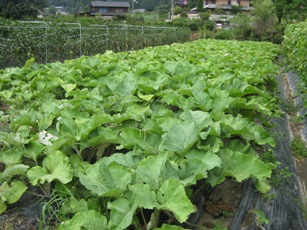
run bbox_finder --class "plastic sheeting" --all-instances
[229,74,307,230]
[186,73,307,229]
[286,71,307,143]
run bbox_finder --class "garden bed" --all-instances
[0,39,306,229]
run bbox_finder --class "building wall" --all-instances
[205,0,250,7]
[92,7,128,15]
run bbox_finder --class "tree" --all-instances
[253,0,277,41]
[188,0,203,10]
[284,0,306,21]
[273,0,306,22]
[174,6,183,15]
[187,0,195,8]
[0,0,48,19]
[231,13,254,40]
[231,5,243,15]
[47,5,57,15]
[272,0,286,22]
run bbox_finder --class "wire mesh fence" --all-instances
[0,21,190,69]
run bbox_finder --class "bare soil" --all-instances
[197,179,243,229]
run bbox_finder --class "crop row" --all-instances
[283,21,307,108]
[0,21,190,69]
[0,39,280,229]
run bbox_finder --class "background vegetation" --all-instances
[283,21,307,107]
[0,17,190,69]
[1,0,306,44]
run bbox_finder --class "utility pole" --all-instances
[171,0,174,19]
[132,0,134,13]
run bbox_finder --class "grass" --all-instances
[290,137,307,158]
[282,98,299,116]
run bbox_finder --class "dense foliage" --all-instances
[0,0,48,19]
[273,0,306,22]
[283,21,307,106]
[0,39,280,229]
[0,19,190,69]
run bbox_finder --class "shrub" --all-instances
[180,12,188,18]
[214,29,235,40]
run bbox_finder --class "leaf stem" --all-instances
[140,208,147,227]
[154,208,161,229]
[147,208,160,230]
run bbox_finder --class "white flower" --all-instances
[39,130,58,146]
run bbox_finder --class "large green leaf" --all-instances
[86,127,119,146]
[62,197,89,215]
[180,110,211,128]
[164,60,193,77]
[58,210,107,230]
[27,151,73,185]
[157,179,195,223]
[0,164,29,182]
[125,103,152,122]
[129,183,158,209]
[79,161,132,197]
[219,114,276,147]
[107,197,138,230]
[135,153,177,191]
[0,148,23,166]
[210,89,236,112]
[75,114,112,140]
[0,131,30,147]
[207,149,273,193]
[178,150,221,186]
[0,180,27,214]
[22,141,45,161]
[102,151,140,169]
[160,121,198,154]
[120,127,161,154]
[69,154,91,177]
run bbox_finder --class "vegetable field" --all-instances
[283,21,307,108]
[0,21,190,69]
[0,39,281,229]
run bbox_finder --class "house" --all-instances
[91,1,130,18]
[204,0,251,7]
[203,0,253,28]
[204,0,253,13]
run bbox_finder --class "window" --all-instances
[115,8,124,13]
[99,7,107,13]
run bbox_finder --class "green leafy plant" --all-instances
[283,21,307,108]
[0,20,191,69]
[0,39,281,228]
[270,166,293,188]
[0,180,27,213]
[253,209,269,227]
[290,137,307,158]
